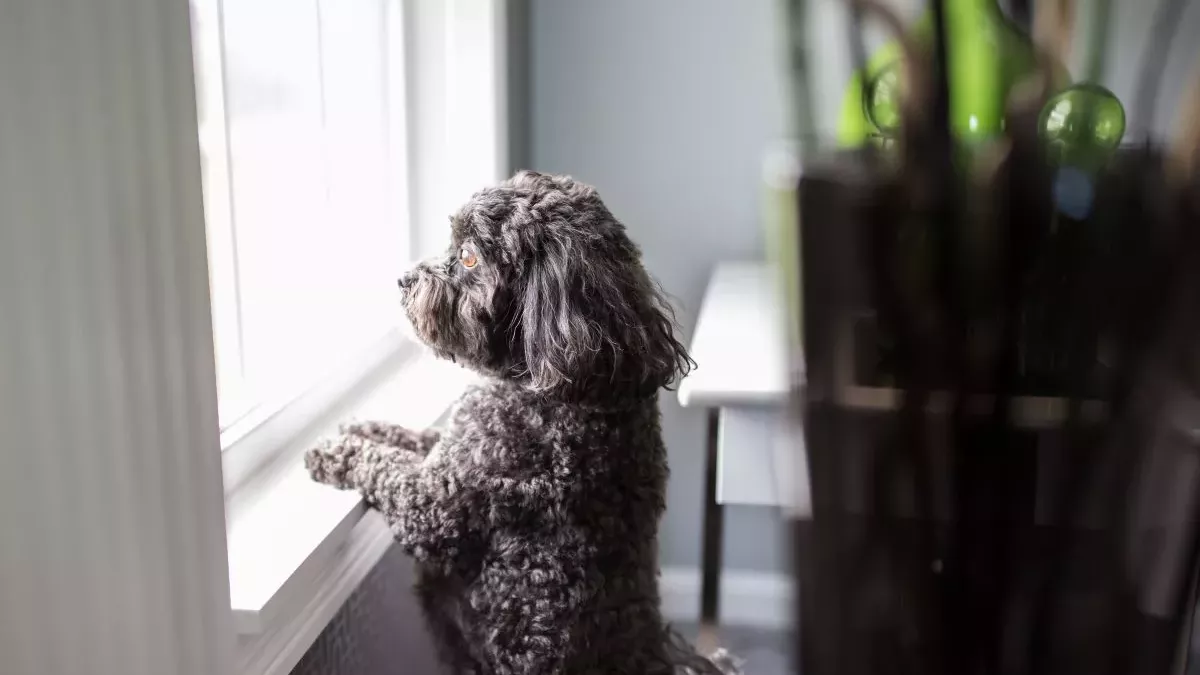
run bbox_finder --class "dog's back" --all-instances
[422,380,677,674]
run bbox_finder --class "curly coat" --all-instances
[306,171,733,675]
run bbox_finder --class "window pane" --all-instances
[318,0,403,346]
[224,0,329,408]
[193,0,406,427]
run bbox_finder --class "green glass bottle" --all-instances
[837,0,1044,147]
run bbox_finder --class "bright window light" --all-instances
[190,0,408,429]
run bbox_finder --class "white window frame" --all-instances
[0,1,508,674]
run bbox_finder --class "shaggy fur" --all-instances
[306,171,738,674]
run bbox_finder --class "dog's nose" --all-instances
[397,274,413,290]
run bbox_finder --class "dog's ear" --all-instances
[520,236,694,397]
[521,236,589,392]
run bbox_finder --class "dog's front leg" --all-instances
[351,441,483,570]
[306,436,481,568]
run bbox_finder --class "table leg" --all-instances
[697,409,724,651]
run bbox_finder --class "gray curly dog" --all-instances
[306,171,742,675]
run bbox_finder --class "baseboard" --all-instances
[659,566,795,630]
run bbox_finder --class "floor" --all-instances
[676,619,1200,675]
[676,623,794,675]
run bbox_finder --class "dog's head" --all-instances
[398,170,693,402]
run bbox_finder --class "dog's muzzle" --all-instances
[397,270,418,304]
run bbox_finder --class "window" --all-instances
[190,0,409,429]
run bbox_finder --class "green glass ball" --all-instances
[1039,83,1125,165]
[865,60,903,138]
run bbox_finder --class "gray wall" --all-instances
[523,0,792,571]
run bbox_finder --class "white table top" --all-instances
[678,261,794,408]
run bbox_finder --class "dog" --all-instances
[306,171,740,674]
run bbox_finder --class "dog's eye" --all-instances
[459,247,478,269]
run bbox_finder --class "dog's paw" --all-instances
[339,420,410,443]
[304,437,364,490]
[339,420,436,455]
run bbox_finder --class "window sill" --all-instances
[225,349,476,675]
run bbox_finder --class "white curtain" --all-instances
[0,1,233,673]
